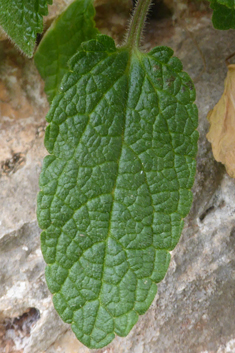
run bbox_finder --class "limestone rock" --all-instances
[1,3,235,353]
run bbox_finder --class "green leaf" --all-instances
[215,0,235,8]
[0,0,52,57]
[34,0,98,103]
[37,34,198,349]
[210,0,235,29]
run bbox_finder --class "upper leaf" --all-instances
[0,0,52,57]
[210,0,235,29]
[37,34,198,349]
[34,0,98,103]
[215,0,235,8]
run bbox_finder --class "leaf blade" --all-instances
[0,0,52,57]
[37,34,198,349]
[215,0,235,8]
[210,0,235,29]
[34,0,99,103]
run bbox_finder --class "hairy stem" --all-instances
[125,0,152,49]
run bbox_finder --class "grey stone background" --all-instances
[0,1,235,352]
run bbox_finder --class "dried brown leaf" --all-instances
[207,64,235,178]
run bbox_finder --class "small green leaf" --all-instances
[35,0,98,103]
[210,0,235,29]
[37,34,198,349]
[215,0,235,8]
[0,0,52,57]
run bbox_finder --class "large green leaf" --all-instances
[0,0,52,57]
[210,0,235,29]
[34,0,98,103]
[37,34,198,349]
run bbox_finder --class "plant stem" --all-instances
[125,0,153,49]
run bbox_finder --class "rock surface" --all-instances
[1,1,235,353]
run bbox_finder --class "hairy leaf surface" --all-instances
[0,0,52,57]
[37,34,198,349]
[210,0,235,29]
[35,0,98,103]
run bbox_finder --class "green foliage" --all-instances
[215,0,235,7]
[0,0,199,348]
[34,0,98,103]
[0,0,52,57]
[210,0,235,29]
[37,33,198,348]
